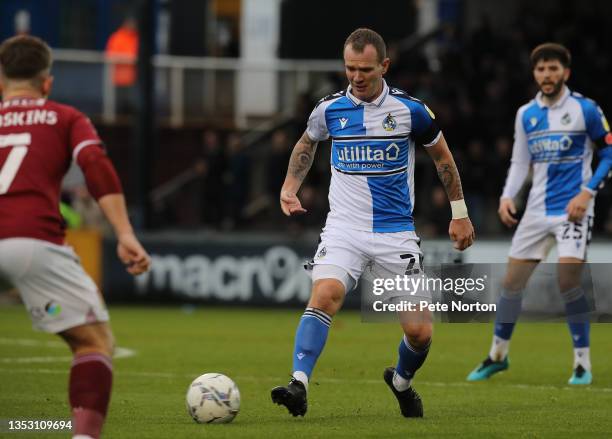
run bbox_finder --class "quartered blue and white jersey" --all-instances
[306,80,441,233]
[502,86,610,216]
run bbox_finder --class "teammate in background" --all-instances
[271,28,474,418]
[0,35,150,438]
[467,43,612,385]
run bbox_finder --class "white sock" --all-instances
[574,347,591,371]
[292,371,309,391]
[489,335,510,362]
[73,436,94,439]
[392,370,412,391]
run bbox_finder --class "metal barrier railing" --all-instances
[52,49,343,127]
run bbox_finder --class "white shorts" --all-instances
[509,213,594,261]
[308,224,428,299]
[0,238,109,333]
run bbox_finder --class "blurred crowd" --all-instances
[62,2,612,239]
[163,3,610,238]
[388,2,612,238]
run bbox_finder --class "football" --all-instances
[186,373,241,424]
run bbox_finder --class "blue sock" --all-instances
[396,336,430,380]
[562,287,590,348]
[292,307,331,379]
[494,289,523,340]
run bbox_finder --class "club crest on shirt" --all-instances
[530,117,538,127]
[382,113,397,131]
[561,112,571,125]
[316,246,327,259]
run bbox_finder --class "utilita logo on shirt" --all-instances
[337,143,400,162]
[529,135,573,154]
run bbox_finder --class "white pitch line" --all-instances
[0,337,65,348]
[0,367,610,394]
[114,347,137,359]
[0,337,136,363]
[0,356,72,363]
[232,375,612,393]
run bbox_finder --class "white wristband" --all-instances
[450,199,468,219]
[581,185,596,196]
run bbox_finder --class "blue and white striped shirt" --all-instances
[306,80,441,232]
[502,86,610,216]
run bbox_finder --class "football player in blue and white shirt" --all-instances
[271,28,474,418]
[467,43,612,385]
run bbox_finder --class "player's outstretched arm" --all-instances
[76,145,151,274]
[425,134,475,251]
[97,194,151,275]
[280,131,319,216]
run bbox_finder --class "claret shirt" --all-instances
[0,97,102,244]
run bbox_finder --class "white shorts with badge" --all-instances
[307,224,429,300]
[509,213,594,260]
[0,238,109,333]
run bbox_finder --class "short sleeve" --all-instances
[409,101,441,147]
[70,111,103,160]
[305,103,329,142]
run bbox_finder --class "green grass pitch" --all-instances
[1,305,611,438]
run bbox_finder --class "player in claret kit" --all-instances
[271,28,474,418]
[467,43,612,385]
[0,35,150,438]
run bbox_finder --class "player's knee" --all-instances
[502,278,527,292]
[309,294,342,315]
[558,280,580,294]
[310,279,345,316]
[403,324,432,349]
[502,270,528,291]
[101,329,116,357]
[557,263,583,293]
[93,325,115,357]
[61,323,115,357]
[558,275,580,293]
